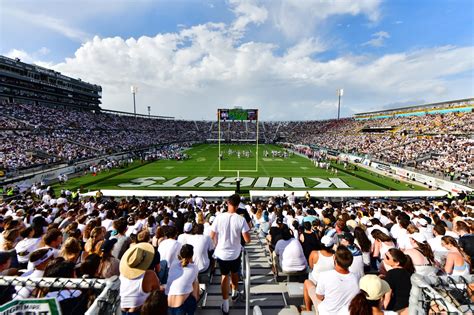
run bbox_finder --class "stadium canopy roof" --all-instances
[354,97,473,116]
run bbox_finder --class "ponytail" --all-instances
[178,255,191,267]
[389,248,415,274]
[451,239,471,266]
[349,291,372,315]
[178,244,194,267]
[403,254,415,274]
[415,240,435,265]
[442,236,471,266]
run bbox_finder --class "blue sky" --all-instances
[1,0,473,120]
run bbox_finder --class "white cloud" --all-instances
[4,0,472,120]
[5,49,34,63]
[268,0,382,40]
[362,31,390,47]
[47,20,473,120]
[229,0,268,33]
[285,37,326,59]
[4,7,90,42]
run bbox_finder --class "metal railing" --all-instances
[409,274,473,315]
[0,276,120,315]
[242,248,251,315]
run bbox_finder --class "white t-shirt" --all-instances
[211,212,250,261]
[184,234,214,272]
[165,262,199,296]
[315,269,359,315]
[274,238,307,272]
[158,239,182,267]
[349,255,365,281]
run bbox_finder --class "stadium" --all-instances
[1,2,473,315]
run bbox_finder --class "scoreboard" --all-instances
[218,108,258,121]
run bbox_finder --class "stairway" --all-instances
[195,230,300,315]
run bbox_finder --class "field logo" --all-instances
[118,176,351,189]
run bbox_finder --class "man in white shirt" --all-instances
[185,224,215,273]
[428,224,449,264]
[315,246,359,315]
[210,194,250,315]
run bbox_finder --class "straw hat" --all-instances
[359,275,391,300]
[119,242,155,279]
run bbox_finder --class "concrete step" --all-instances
[195,306,300,315]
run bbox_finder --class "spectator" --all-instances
[16,247,55,299]
[339,232,365,281]
[273,226,307,273]
[119,242,160,315]
[97,238,120,278]
[313,246,359,314]
[455,221,474,265]
[303,235,335,312]
[59,237,82,265]
[209,194,251,315]
[349,275,392,315]
[441,236,471,276]
[382,248,415,314]
[165,244,200,315]
[41,259,88,315]
[158,226,182,283]
[299,221,321,261]
[182,223,214,274]
[404,233,437,276]
[110,218,132,260]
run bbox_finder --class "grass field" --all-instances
[55,144,426,192]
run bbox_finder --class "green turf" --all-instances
[54,144,426,192]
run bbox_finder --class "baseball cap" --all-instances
[359,275,391,300]
[410,232,426,243]
[183,222,193,233]
[321,235,336,248]
[417,218,428,227]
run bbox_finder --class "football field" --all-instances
[57,144,426,192]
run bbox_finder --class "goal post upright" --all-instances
[217,108,259,176]
[218,109,221,172]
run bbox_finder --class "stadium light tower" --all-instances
[336,88,344,120]
[131,85,138,117]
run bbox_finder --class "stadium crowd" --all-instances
[0,188,472,314]
[1,102,473,185]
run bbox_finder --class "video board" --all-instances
[218,108,258,121]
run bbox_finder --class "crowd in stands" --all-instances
[0,187,472,314]
[1,101,472,185]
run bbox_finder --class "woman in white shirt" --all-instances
[274,227,307,273]
[166,244,200,315]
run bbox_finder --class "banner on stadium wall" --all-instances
[336,153,472,194]
[7,152,133,188]
[391,166,472,193]
[0,298,61,315]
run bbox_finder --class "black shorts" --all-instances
[217,255,241,275]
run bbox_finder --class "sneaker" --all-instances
[221,303,229,315]
[231,291,240,302]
